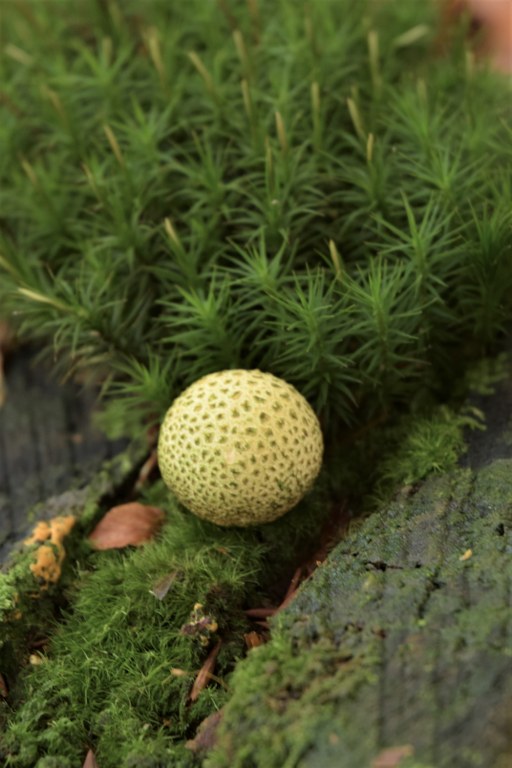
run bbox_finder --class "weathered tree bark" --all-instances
[207,460,512,768]
[0,347,126,561]
[206,374,512,768]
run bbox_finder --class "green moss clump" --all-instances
[369,404,485,502]
[0,0,511,441]
[1,479,331,767]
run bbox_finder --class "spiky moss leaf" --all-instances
[204,632,383,768]
[158,370,324,526]
[0,0,511,443]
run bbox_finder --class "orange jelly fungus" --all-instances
[25,515,76,586]
[25,521,52,544]
[30,545,62,584]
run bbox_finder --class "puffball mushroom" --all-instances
[157,369,324,526]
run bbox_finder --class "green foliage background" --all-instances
[1,0,511,439]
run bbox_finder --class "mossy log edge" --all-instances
[206,460,512,768]
[0,440,147,710]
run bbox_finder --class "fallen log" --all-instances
[207,458,512,768]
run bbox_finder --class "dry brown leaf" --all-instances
[466,0,512,72]
[186,710,223,757]
[0,321,15,348]
[372,744,414,768]
[244,631,266,649]
[89,503,164,550]
[82,749,99,768]
[0,672,8,698]
[276,565,303,613]
[245,606,275,619]
[170,667,188,678]
[443,0,512,72]
[189,640,222,702]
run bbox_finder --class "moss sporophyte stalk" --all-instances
[0,0,511,765]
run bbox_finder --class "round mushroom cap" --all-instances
[157,369,324,526]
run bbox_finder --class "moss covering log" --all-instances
[207,459,512,768]
[0,440,146,724]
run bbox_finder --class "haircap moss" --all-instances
[157,369,324,526]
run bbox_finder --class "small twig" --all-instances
[281,566,303,603]
[189,640,223,702]
[134,449,158,490]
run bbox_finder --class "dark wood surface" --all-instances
[0,346,125,561]
[461,367,512,469]
[211,463,512,768]
[208,356,512,768]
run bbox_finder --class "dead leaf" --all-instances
[89,503,164,550]
[82,749,99,768]
[244,631,266,649]
[244,565,308,624]
[190,640,222,702]
[245,606,275,619]
[442,0,512,72]
[276,565,303,612]
[214,545,234,558]
[372,744,414,768]
[466,0,512,72]
[186,710,223,756]
[0,322,15,349]
[0,673,8,697]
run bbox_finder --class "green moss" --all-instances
[0,0,511,441]
[371,404,485,500]
[1,472,333,767]
[463,354,511,397]
[204,634,383,768]
[3,504,252,765]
